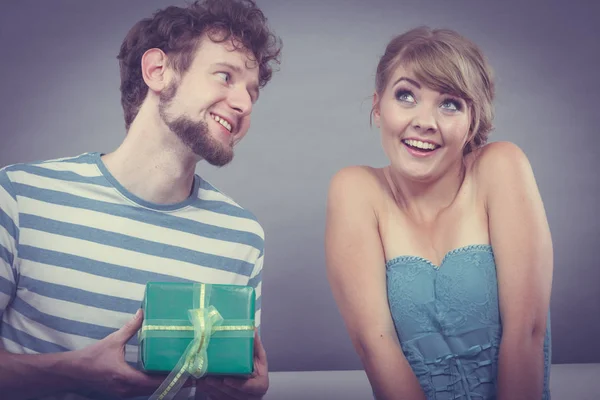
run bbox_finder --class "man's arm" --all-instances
[0,169,164,399]
[0,168,81,399]
[0,347,84,399]
[0,310,164,400]
[0,168,19,321]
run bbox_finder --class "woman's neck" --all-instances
[386,159,467,224]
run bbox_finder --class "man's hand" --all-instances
[73,309,165,398]
[0,309,169,400]
[196,330,269,400]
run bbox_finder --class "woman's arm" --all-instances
[479,142,553,400]
[325,166,426,400]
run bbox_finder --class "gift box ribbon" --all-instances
[139,283,255,400]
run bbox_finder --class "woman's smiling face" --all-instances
[373,65,471,182]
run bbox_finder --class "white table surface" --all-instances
[263,364,600,400]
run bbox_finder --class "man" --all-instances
[0,0,281,399]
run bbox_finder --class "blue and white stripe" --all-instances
[0,152,264,400]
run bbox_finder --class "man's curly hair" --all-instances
[117,0,282,130]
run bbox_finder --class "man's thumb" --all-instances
[113,308,143,344]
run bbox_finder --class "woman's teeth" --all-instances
[212,114,232,132]
[403,139,438,151]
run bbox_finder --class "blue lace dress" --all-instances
[386,245,551,399]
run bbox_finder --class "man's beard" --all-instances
[158,82,234,167]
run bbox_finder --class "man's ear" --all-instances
[141,48,170,93]
[372,92,381,127]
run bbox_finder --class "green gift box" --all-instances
[138,282,255,377]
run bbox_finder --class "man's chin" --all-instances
[206,158,233,167]
[195,149,234,167]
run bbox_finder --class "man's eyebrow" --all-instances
[213,62,242,73]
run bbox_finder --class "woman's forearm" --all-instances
[358,338,427,400]
[497,333,545,400]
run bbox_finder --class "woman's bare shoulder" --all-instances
[327,165,391,218]
[468,141,531,184]
[329,165,387,194]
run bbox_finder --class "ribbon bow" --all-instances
[148,306,224,400]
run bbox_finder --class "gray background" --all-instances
[1,0,599,371]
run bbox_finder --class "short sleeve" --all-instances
[0,168,19,317]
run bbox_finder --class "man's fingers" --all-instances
[206,391,232,400]
[198,379,231,400]
[222,376,267,396]
[125,368,167,390]
[253,329,267,364]
[206,378,247,400]
[111,309,144,344]
[222,377,244,389]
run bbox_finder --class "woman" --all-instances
[325,27,552,399]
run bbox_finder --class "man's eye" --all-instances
[216,72,230,82]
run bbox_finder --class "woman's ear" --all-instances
[372,92,381,128]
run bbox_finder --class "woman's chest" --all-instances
[379,195,489,267]
[385,248,500,336]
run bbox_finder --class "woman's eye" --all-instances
[441,99,462,111]
[216,72,230,82]
[395,90,415,103]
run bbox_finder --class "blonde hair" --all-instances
[374,27,495,154]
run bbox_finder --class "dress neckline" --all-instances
[385,244,493,269]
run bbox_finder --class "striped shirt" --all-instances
[0,152,265,400]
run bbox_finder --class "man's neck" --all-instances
[102,112,200,206]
